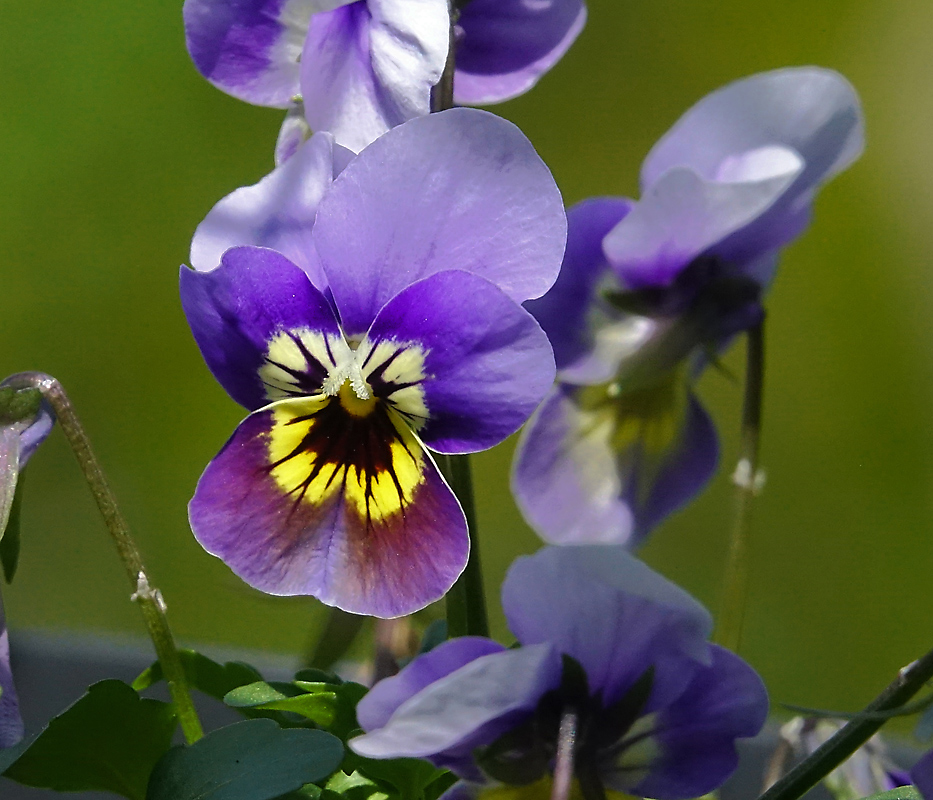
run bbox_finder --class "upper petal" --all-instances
[454,0,586,105]
[602,162,803,289]
[180,246,343,410]
[190,131,347,284]
[641,67,864,199]
[184,0,340,107]
[524,197,633,372]
[189,400,468,617]
[350,643,561,762]
[363,271,556,454]
[502,546,713,708]
[299,0,449,153]
[313,108,566,334]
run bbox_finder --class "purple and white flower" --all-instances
[181,108,565,618]
[0,376,56,748]
[183,0,586,153]
[350,545,769,799]
[513,67,864,547]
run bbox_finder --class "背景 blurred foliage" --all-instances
[2,0,932,716]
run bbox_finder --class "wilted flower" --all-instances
[513,67,864,546]
[351,546,768,799]
[0,376,56,748]
[181,109,565,617]
[183,0,586,154]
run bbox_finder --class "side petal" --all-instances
[0,593,23,749]
[501,546,713,709]
[911,750,933,800]
[454,0,586,105]
[180,247,343,410]
[524,197,632,372]
[641,67,864,200]
[183,0,337,107]
[512,380,718,547]
[363,271,556,454]
[358,637,506,731]
[298,0,448,153]
[350,643,561,763]
[616,646,768,800]
[189,401,468,617]
[602,162,802,289]
[314,108,567,334]
[190,131,342,283]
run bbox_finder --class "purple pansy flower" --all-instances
[351,546,768,799]
[183,0,586,154]
[181,109,565,618]
[0,376,56,748]
[513,67,864,547]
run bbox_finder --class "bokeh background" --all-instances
[1,0,931,719]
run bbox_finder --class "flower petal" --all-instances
[524,198,632,372]
[358,637,506,732]
[502,546,712,708]
[314,108,566,334]
[350,643,561,762]
[183,0,338,107]
[189,399,468,617]
[602,161,802,289]
[190,132,348,283]
[0,593,23,749]
[512,379,718,547]
[299,0,449,153]
[911,749,933,800]
[617,646,768,800]
[363,271,556,454]
[454,0,586,105]
[180,247,343,410]
[642,67,864,200]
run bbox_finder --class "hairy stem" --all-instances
[716,319,765,652]
[3,372,203,743]
[551,708,578,800]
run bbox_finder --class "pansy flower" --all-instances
[0,375,56,748]
[183,0,586,154]
[181,108,565,618]
[350,545,768,799]
[513,67,864,546]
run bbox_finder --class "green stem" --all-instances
[716,319,765,652]
[3,373,203,743]
[440,454,489,638]
[758,645,933,800]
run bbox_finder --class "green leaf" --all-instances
[224,682,337,727]
[294,667,344,685]
[355,757,451,800]
[328,682,368,741]
[3,679,177,800]
[859,788,922,800]
[417,620,447,655]
[0,467,24,582]
[134,648,262,700]
[146,718,344,800]
[327,769,388,800]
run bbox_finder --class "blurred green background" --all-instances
[1,0,931,717]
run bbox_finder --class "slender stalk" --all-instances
[551,708,578,800]
[716,319,765,652]
[758,645,933,800]
[441,454,489,638]
[3,373,203,743]
[304,607,365,670]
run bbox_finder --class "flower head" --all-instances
[513,67,864,546]
[183,0,586,154]
[181,109,565,617]
[350,546,768,799]
[0,375,57,748]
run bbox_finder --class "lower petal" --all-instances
[189,401,468,617]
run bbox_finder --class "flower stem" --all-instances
[716,319,765,652]
[440,454,489,638]
[551,708,578,800]
[3,372,203,743]
[758,645,933,800]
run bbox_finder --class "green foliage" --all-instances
[858,788,921,800]
[146,718,344,800]
[1,679,177,800]
[134,648,263,700]
[225,681,338,727]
